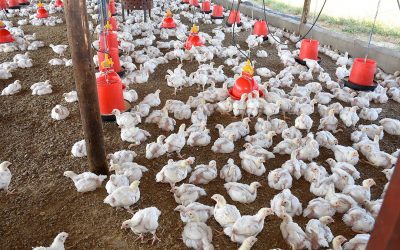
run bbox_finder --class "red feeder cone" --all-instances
[189,0,199,7]
[201,0,211,14]
[98,48,123,76]
[227,10,242,27]
[181,0,189,4]
[184,24,204,50]
[161,10,176,29]
[253,20,268,41]
[0,22,15,44]
[54,0,63,8]
[344,58,378,91]
[211,5,224,19]
[99,22,119,50]
[36,2,49,19]
[96,55,126,118]
[0,0,6,10]
[8,0,20,9]
[299,39,319,60]
[108,0,116,16]
[18,0,29,6]
[229,60,263,100]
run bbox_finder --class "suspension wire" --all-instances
[231,0,251,61]
[262,0,327,45]
[398,0,400,10]
[364,0,381,62]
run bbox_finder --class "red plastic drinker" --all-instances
[349,58,377,86]
[299,39,319,60]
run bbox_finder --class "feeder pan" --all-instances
[18,0,30,6]
[211,5,224,19]
[36,7,49,19]
[344,58,378,91]
[184,24,204,50]
[8,0,21,9]
[0,27,15,44]
[229,60,263,100]
[201,1,211,13]
[226,10,242,27]
[54,0,63,8]
[253,20,268,41]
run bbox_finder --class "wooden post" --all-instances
[367,158,400,249]
[298,0,311,34]
[64,0,109,175]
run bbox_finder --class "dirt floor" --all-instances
[0,7,399,250]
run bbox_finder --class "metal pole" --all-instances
[64,0,109,175]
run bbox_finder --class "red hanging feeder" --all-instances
[97,55,128,120]
[229,60,263,100]
[344,58,378,91]
[211,5,224,19]
[108,0,117,16]
[99,22,119,50]
[253,20,268,41]
[0,0,6,10]
[109,15,118,31]
[18,0,29,6]
[36,2,49,19]
[161,9,176,29]
[181,0,189,4]
[295,39,321,65]
[8,0,20,9]
[189,0,199,7]
[184,24,204,50]
[54,0,63,8]
[227,9,242,27]
[0,22,15,44]
[98,47,124,76]
[201,0,211,13]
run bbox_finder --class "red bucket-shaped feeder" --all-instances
[227,10,242,27]
[99,22,119,50]
[108,0,117,15]
[97,56,126,118]
[201,0,211,13]
[253,20,268,40]
[229,60,263,100]
[299,39,319,60]
[0,0,6,10]
[54,0,63,8]
[181,0,189,4]
[344,58,378,91]
[189,0,199,7]
[0,27,15,44]
[161,10,176,29]
[109,15,118,31]
[8,0,20,9]
[36,7,49,18]
[211,5,224,19]
[184,24,204,50]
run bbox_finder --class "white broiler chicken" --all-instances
[187,129,211,147]
[146,135,167,159]
[1,80,21,96]
[211,134,235,153]
[339,106,360,128]
[51,105,69,120]
[303,197,336,219]
[305,216,335,249]
[49,44,68,57]
[343,234,369,250]
[0,161,13,194]
[211,194,241,229]
[63,91,78,103]
[121,207,161,244]
[103,180,141,210]
[280,211,311,250]
[219,158,242,182]
[342,178,376,204]
[164,123,187,157]
[332,145,359,165]
[32,232,69,250]
[31,80,52,95]
[379,118,400,135]
[224,207,274,243]
[171,183,207,206]
[63,171,106,193]
[174,202,214,224]
[224,181,261,204]
[182,211,214,250]
[342,206,375,233]
[268,168,293,190]
[105,174,129,194]
[155,158,193,187]
[189,160,217,185]
[109,162,148,182]
[238,236,258,250]
[295,113,313,132]
[270,189,302,217]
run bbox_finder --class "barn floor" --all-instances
[0,6,399,250]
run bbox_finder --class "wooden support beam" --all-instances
[298,0,311,34]
[64,0,109,175]
[367,158,400,249]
